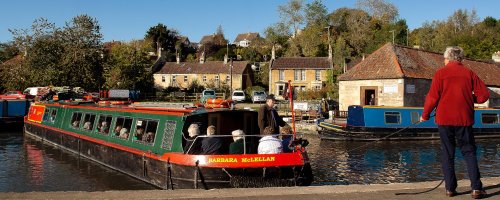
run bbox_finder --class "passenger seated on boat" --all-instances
[72,120,80,128]
[83,121,91,130]
[280,125,293,153]
[119,128,129,139]
[99,121,109,133]
[229,130,251,154]
[258,126,283,154]
[134,128,144,141]
[114,125,122,136]
[201,125,225,155]
[184,124,202,154]
[143,132,154,143]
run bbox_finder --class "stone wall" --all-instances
[339,79,404,111]
[154,73,243,90]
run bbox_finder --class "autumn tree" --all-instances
[278,0,304,36]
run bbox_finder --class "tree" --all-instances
[0,42,19,63]
[145,23,179,61]
[356,0,399,23]
[60,15,104,90]
[304,0,328,27]
[278,0,304,35]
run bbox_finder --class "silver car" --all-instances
[252,91,266,103]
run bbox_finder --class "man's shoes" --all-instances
[471,190,486,199]
[446,190,457,197]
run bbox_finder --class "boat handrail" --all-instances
[184,133,302,155]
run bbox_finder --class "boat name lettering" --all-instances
[207,156,277,163]
[241,156,275,162]
[208,157,238,163]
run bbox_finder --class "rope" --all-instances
[329,115,445,195]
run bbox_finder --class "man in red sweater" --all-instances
[421,46,490,199]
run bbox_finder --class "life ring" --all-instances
[110,101,128,105]
[206,98,224,104]
[204,99,234,109]
[98,101,110,105]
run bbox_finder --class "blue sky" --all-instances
[0,0,498,43]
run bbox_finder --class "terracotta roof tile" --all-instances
[233,32,260,43]
[155,61,250,75]
[338,43,500,87]
[271,57,332,69]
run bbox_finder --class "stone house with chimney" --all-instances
[154,54,253,91]
[233,32,260,47]
[337,43,500,111]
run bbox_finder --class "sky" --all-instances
[0,0,498,44]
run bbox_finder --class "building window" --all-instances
[315,70,321,81]
[203,75,207,82]
[279,70,284,81]
[215,75,219,82]
[184,75,188,82]
[172,75,176,82]
[301,70,306,81]
[314,85,321,90]
[294,70,306,81]
[161,76,166,82]
[226,75,230,82]
[277,85,285,96]
[294,70,299,81]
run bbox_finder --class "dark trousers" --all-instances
[438,125,483,191]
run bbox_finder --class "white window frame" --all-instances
[315,70,321,81]
[279,70,284,81]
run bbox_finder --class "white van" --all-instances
[23,87,46,98]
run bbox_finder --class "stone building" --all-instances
[154,55,253,91]
[269,57,332,100]
[338,43,500,111]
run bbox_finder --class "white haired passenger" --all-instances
[229,130,251,154]
[184,124,202,154]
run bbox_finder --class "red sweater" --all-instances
[422,61,490,126]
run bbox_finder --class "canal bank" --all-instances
[1,177,498,199]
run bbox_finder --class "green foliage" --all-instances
[0,42,19,63]
[145,23,178,53]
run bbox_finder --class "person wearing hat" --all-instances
[258,94,288,135]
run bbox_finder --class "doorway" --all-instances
[360,86,378,106]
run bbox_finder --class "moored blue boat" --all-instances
[0,99,30,126]
[318,105,500,140]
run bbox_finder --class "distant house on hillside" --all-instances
[338,43,500,111]
[233,32,260,47]
[154,54,253,91]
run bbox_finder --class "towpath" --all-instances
[2,177,498,199]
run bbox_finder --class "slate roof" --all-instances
[271,57,332,70]
[338,43,500,87]
[155,61,250,75]
[233,32,260,43]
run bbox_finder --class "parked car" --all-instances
[0,91,26,99]
[200,89,216,103]
[23,87,46,99]
[252,91,266,103]
[231,90,246,102]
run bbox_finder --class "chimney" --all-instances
[176,53,180,64]
[492,51,500,63]
[224,54,228,64]
[156,41,162,57]
[362,54,365,61]
[271,45,276,60]
[328,43,332,60]
[200,51,205,64]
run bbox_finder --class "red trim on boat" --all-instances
[24,121,306,168]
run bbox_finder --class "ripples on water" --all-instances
[0,130,155,192]
[305,135,500,185]
[0,128,498,192]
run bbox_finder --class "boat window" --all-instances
[96,115,112,135]
[113,117,133,139]
[161,120,177,150]
[410,112,420,124]
[81,113,96,131]
[384,112,401,124]
[49,109,57,123]
[70,112,83,129]
[481,113,499,124]
[43,108,52,123]
[133,119,159,145]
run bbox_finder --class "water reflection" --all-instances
[306,135,500,185]
[0,131,155,192]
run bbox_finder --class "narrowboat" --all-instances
[0,99,30,126]
[24,100,313,189]
[318,105,500,141]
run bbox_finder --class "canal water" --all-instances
[0,129,499,192]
